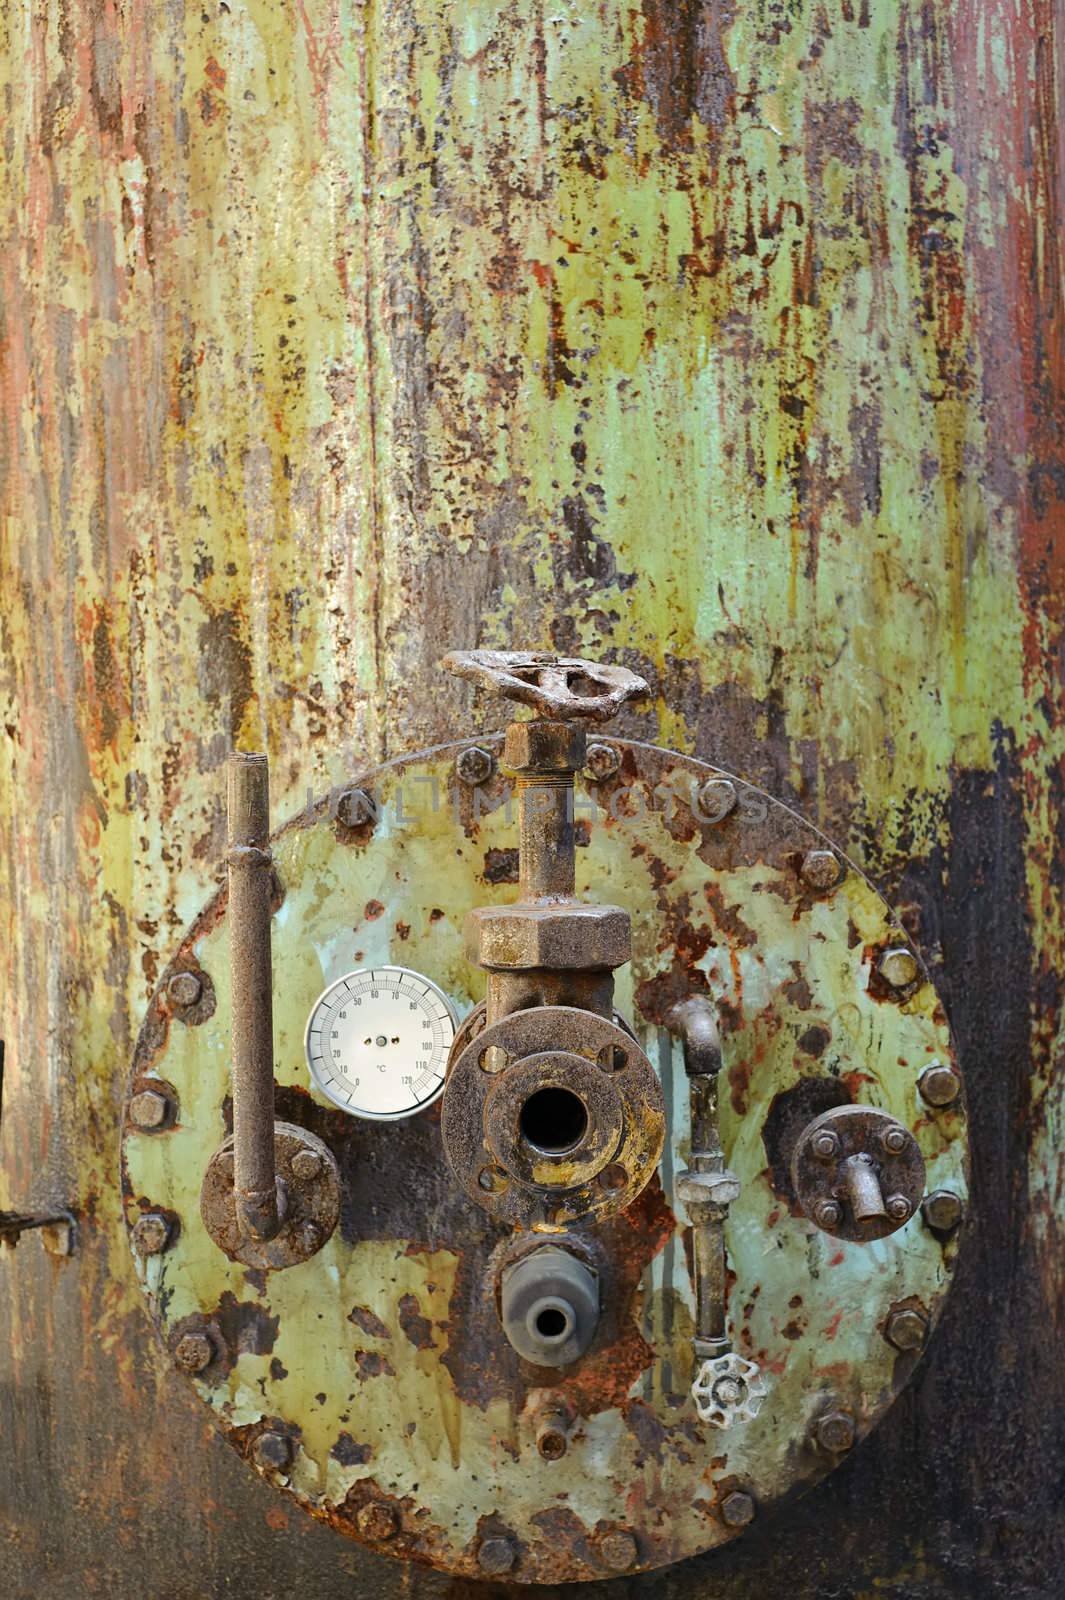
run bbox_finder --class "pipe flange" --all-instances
[200,1123,340,1268]
[441,1006,664,1227]
[791,1105,925,1242]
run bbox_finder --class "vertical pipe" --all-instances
[517,771,576,899]
[227,752,281,1241]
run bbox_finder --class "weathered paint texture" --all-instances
[0,2,1062,1598]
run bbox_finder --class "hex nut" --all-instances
[174,1331,214,1374]
[585,742,621,782]
[336,787,376,828]
[253,1431,293,1471]
[291,1149,322,1182]
[356,1502,399,1541]
[599,1530,639,1571]
[800,850,843,891]
[814,1199,842,1229]
[675,1169,742,1209]
[885,1307,928,1352]
[886,1194,912,1222]
[695,778,738,824]
[504,719,585,773]
[456,745,496,787]
[467,902,631,971]
[816,1411,856,1453]
[878,946,919,989]
[812,1129,840,1160]
[720,1490,755,1529]
[131,1213,171,1257]
[919,1062,961,1108]
[129,1089,170,1130]
[882,1125,908,1155]
[167,970,203,1009]
[922,1189,964,1231]
[477,1536,517,1575]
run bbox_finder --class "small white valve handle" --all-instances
[691,1352,767,1429]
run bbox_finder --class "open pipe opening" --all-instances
[519,1087,588,1154]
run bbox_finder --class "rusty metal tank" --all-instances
[0,3,1062,1597]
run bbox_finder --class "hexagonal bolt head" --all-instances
[129,1089,170,1130]
[477,1536,517,1575]
[504,719,585,774]
[468,901,631,971]
[291,1149,322,1183]
[131,1213,171,1257]
[173,1331,214,1374]
[800,850,843,891]
[584,741,621,783]
[885,1307,928,1352]
[812,1129,840,1161]
[335,787,376,828]
[815,1411,856,1453]
[720,1491,755,1529]
[885,1194,912,1222]
[695,778,738,825]
[599,1530,639,1572]
[166,969,203,1009]
[456,745,496,787]
[921,1188,964,1232]
[877,946,919,989]
[882,1125,909,1155]
[814,1199,842,1229]
[918,1062,961,1108]
[356,1502,400,1541]
[253,1430,293,1471]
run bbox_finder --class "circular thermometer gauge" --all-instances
[304,966,458,1121]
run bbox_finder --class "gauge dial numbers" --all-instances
[304,966,458,1121]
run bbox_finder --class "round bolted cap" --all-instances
[695,778,738,824]
[815,1410,856,1453]
[356,1501,399,1541]
[253,1430,293,1471]
[585,741,621,782]
[720,1490,755,1528]
[878,946,919,989]
[800,849,843,891]
[477,1536,517,1575]
[456,745,496,787]
[922,1188,964,1231]
[919,1062,961,1107]
[129,1089,170,1130]
[166,970,203,1009]
[599,1530,639,1571]
[885,1307,928,1351]
[174,1331,214,1374]
[131,1213,171,1257]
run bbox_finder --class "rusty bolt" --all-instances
[253,1431,293,1471]
[885,1194,912,1222]
[129,1089,170,1130]
[695,778,738,824]
[291,1148,322,1183]
[922,1188,964,1231]
[885,1307,928,1352]
[167,969,203,1009]
[336,787,375,828]
[174,1331,214,1374]
[918,1062,961,1108]
[815,1411,856,1453]
[356,1501,399,1541]
[534,1403,571,1461]
[882,1125,909,1155]
[131,1213,171,1257]
[585,742,621,783]
[599,1530,639,1571]
[814,1199,842,1229]
[477,1536,517,1575]
[720,1490,755,1528]
[456,745,496,787]
[812,1128,840,1161]
[878,947,919,989]
[800,850,842,891]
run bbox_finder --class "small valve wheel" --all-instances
[691,1353,768,1429]
[442,649,648,720]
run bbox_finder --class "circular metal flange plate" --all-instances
[791,1105,926,1242]
[200,1123,341,1268]
[121,737,968,1583]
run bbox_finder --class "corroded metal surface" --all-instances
[121,740,967,1582]
[0,1,1061,1595]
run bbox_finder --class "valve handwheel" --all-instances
[441,649,649,720]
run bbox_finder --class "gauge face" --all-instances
[304,966,458,1121]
